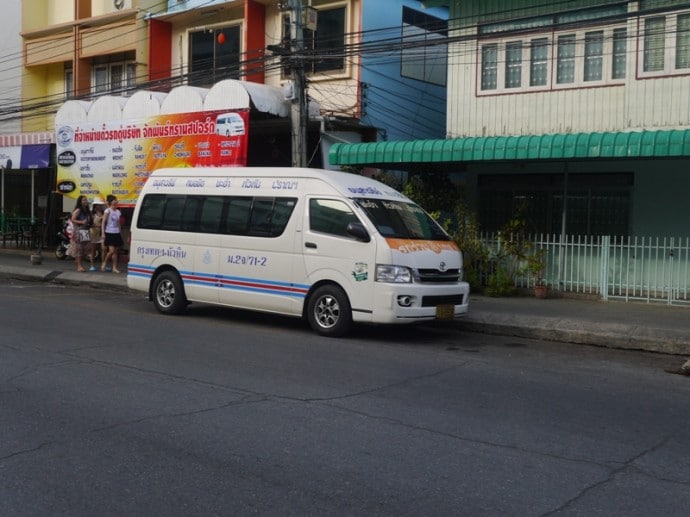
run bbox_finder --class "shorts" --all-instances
[104,232,123,247]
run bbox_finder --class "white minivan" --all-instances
[127,167,470,336]
[214,112,245,137]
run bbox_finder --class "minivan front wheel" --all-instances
[153,271,187,315]
[307,285,352,337]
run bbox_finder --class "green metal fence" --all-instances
[0,214,42,249]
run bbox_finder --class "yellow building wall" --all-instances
[22,0,74,32]
[21,64,66,132]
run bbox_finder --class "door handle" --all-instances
[305,242,317,249]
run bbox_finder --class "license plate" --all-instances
[435,304,454,320]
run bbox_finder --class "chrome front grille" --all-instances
[416,268,460,283]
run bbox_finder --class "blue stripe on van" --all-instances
[127,264,310,299]
[216,274,309,298]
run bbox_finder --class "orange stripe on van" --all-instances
[385,239,460,254]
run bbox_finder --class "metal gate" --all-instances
[601,236,690,305]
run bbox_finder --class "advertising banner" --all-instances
[0,146,21,169]
[56,109,249,207]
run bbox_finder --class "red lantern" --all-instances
[217,32,226,45]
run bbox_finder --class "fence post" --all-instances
[668,237,675,305]
[557,234,565,292]
[599,235,609,300]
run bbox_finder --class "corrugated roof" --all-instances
[328,130,690,166]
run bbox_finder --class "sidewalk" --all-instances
[1,246,688,356]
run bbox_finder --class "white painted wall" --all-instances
[447,18,690,138]
[0,1,22,133]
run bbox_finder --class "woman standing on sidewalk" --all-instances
[88,198,105,271]
[101,194,123,274]
[70,195,92,272]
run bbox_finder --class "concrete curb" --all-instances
[460,317,690,356]
[0,264,132,293]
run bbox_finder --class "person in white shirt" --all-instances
[101,194,123,273]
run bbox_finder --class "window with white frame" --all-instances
[530,38,548,86]
[480,44,498,90]
[505,41,522,88]
[478,25,627,94]
[556,34,576,84]
[639,10,690,76]
[584,31,604,81]
[612,28,628,79]
[91,54,136,95]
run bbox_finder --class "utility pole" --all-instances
[289,0,308,168]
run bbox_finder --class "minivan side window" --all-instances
[162,196,186,230]
[138,194,166,229]
[246,198,297,237]
[224,197,252,234]
[309,198,360,238]
[199,196,224,234]
[137,194,296,238]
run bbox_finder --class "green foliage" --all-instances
[370,170,403,190]
[525,248,548,286]
[442,202,488,291]
[485,199,538,291]
[402,172,460,214]
[339,165,364,175]
[485,266,517,297]
[399,171,488,291]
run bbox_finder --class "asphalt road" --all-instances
[1,278,689,516]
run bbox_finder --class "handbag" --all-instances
[77,227,91,243]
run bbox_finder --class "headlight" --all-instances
[376,264,412,283]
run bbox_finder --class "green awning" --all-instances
[328,129,690,166]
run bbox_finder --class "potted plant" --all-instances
[526,249,548,298]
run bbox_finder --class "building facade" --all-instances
[331,0,690,239]
[0,1,52,227]
[13,0,447,219]
[0,1,22,134]
[449,0,690,237]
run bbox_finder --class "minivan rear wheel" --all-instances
[153,271,187,315]
[307,285,352,337]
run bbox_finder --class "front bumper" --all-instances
[365,281,471,324]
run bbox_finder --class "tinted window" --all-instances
[200,196,224,234]
[181,197,202,232]
[309,199,360,237]
[249,198,275,236]
[354,198,450,240]
[138,194,166,229]
[137,194,297,238]
[225,197,252,235]
[162,197,185,231]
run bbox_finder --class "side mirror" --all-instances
[346,222,370,242]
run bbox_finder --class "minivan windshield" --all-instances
[354,198,451,241]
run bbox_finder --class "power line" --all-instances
[2,1,690,129]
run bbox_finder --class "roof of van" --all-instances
[148,167,411,202]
